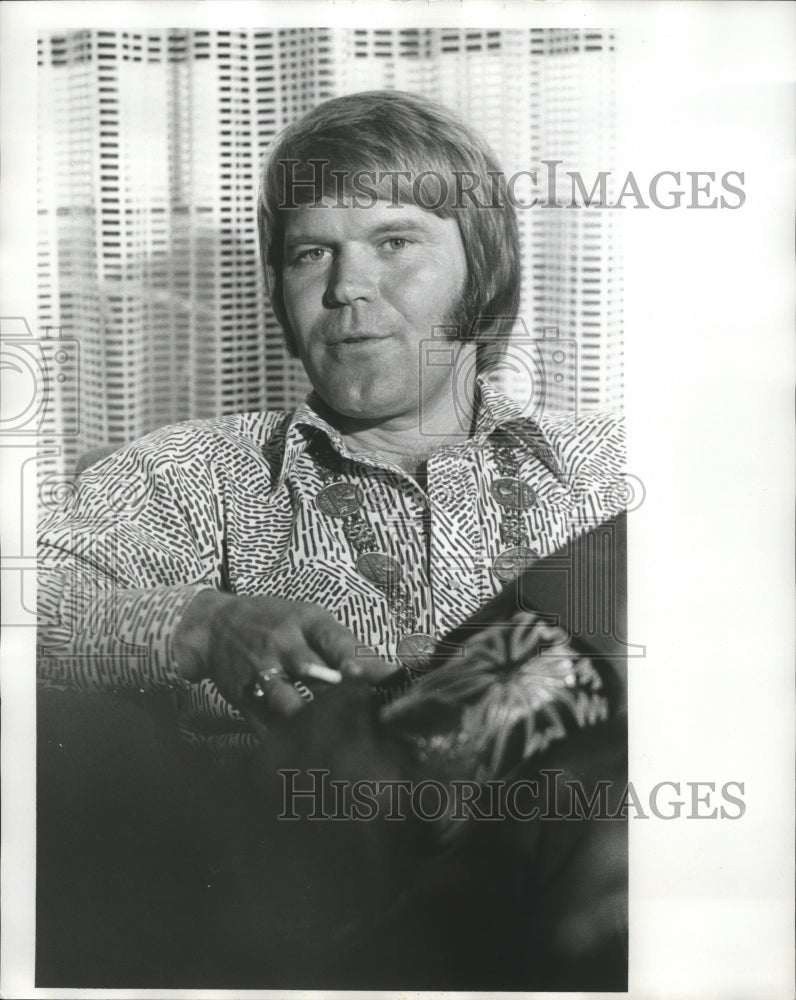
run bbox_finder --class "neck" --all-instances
[311,386,478,476]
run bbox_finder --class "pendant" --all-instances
[490,477,537,510]
[493,545,539,583]
[356,551,402,586]
[315,481,364,517]
[397,632,437,670]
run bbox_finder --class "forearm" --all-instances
[38,573,217,693]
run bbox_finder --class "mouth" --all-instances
[328,333,390,346]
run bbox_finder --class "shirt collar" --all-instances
[474,376,567,482]
[273,373,565,489]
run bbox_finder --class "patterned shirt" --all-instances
[38,376,625,766]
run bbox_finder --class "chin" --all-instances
[319,383,405,422]
[336,399,393,422]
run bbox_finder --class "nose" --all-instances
[324,247,377,307]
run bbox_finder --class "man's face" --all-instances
[281,198,470,426]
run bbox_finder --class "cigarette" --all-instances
[302,662,343,684]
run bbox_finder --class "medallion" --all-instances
[490,477,536,510]
[493,545,539,583]
[315,481,364,517]
[356,551,402,586]
[397,632,437,670]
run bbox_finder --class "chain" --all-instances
[314,439,422,641]
[311,429,541,678]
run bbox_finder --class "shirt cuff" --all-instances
[38,583,217,694]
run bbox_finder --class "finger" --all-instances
[305,618,396,683]
[303,616,358,670]
[243,680,315,740]
[248,665,305,718]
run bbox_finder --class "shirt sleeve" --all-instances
[38,425,227,693]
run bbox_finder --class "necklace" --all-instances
[490,430,540,582]
[311,429,542,679]
[313,439,436,676]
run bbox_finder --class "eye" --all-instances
[382,237,411,252]
[294,247,331,264]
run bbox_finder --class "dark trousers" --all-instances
[37,685,627,991]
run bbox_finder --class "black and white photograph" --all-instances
[0,1,793,997]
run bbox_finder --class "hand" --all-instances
[174,590,398,719]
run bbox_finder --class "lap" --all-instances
[36,685,626,991]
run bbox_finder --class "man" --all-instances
[37,91,627,988]
[38,90,624,766]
